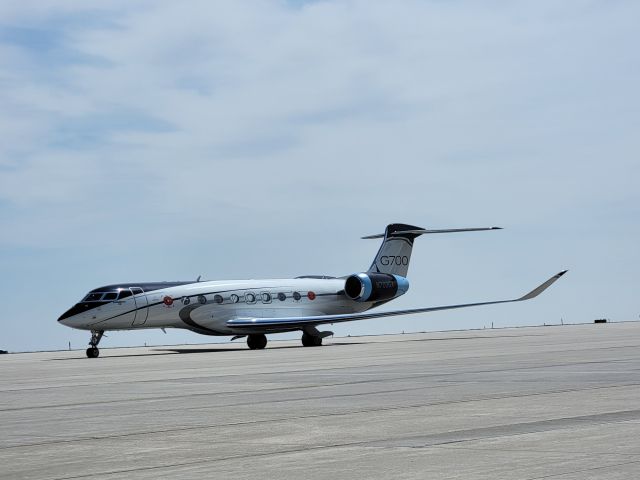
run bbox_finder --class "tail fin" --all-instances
[365,223,502,277]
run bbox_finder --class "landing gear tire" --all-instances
[86,347,100,358]
[86,330,104,358]
[247,334,267,350]
[301,332,322,347]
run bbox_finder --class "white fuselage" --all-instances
[59,278,375,335]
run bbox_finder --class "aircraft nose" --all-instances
[58,309,72,324]
[58,304,84,324]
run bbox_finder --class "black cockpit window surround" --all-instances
[88,282,190,296]
[118,290,132,300]
[84,293,104,302]
[103,292,118,301]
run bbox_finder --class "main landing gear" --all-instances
[86,330,104,358]
[247,334,267,350]
[301,332,323,347]
[301,327,333,347]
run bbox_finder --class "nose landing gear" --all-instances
[86,330,104,358]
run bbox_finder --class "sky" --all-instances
[0,0,638,351]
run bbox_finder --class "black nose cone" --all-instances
[58,303,92,322]
[59,305,78,322]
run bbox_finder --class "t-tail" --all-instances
[364,223,503,277]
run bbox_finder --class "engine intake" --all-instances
[344,273,409,302]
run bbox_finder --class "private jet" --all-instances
[58,223,567,358]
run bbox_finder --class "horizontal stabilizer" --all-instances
[362,226,502,240]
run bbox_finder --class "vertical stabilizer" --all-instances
[367,224,424,277]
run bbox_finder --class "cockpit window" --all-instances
[84,293,104,302]
[103,293,117,301]
[118,290,132,300]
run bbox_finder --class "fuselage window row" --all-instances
[180,291,308,306]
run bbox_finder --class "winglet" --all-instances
[518,270,568,301]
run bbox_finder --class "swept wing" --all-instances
[227,270,568,330]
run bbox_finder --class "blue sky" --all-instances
[1,1,638,351]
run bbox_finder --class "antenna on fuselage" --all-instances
[196,275,201,282]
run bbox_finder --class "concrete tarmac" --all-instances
[2,322,640,479]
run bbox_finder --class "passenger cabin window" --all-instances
[245,293,256,304]
[261,293,271,303]
[118,290,132,300]
[103,293,117,301]
[277,292,286,301]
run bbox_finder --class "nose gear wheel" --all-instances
[86,330,104,358]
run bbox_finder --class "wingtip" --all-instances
[491,227,503,230]
[517,269,568,301]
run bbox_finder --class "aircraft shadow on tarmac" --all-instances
[160,342,369,354]
[48,332,543,360]
[48,341,370,360]
[155,333,543,355]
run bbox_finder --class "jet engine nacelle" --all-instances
[344,273,410,302]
